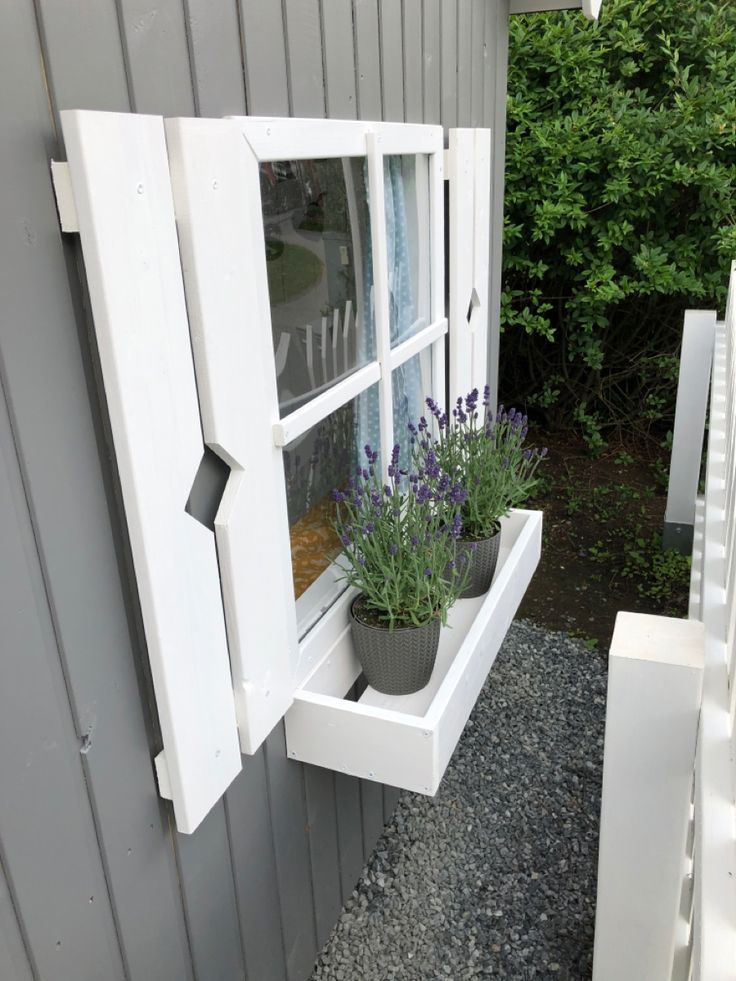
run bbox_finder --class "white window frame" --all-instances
[166,116,447,735]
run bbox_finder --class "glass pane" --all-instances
[284,384,379,602]
[392,349,433,471]
[260,158,375,416]
[385,155,432,348]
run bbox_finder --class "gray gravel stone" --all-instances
[310,620,607,981]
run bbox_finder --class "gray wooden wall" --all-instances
[0,2,509,979]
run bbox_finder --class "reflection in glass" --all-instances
[260,158,374,416]
[284,385,379,600]
[385,155,431,348]
[392,349,433,472]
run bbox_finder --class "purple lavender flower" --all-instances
[424,567,432,578]
[340,533,351,547]
[410,535,419,549]
[415,483,431,505]
[388,543,398,556]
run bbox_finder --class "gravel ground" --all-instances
[310,620,608,981]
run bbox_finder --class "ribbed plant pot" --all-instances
[456,527,502,598]
[349,596,441,695]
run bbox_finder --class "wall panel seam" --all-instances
[261,746,290,975]
[171,823,204,979]
[0,815,40,981]
[351,0,360,117]
[281,0,294,116]
[180,0,202,117]
[112,0,138,112]
[233,0,250,115]
[317,0,330,117]
[223,797,250,980]
[302,768,321,952]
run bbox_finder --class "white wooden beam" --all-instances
[448,129,492,402]
[664,310,716,552]
[50,160,79,232]
[593,612,704,981]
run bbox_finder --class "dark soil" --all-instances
[518,432,690,649]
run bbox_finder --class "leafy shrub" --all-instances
[502,0,736,444]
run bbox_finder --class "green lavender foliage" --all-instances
[415,390,547,541]
[502,0,736,444]
[332,444,469,629]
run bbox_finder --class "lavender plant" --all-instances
[413,386,547,541]
[332,443,469,629]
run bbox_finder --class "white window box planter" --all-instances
[285,509,542,793]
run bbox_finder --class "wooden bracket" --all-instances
[50,160,79,232]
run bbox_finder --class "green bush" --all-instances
[502,0,736,446]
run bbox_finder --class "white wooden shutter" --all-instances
[60,110,242,835]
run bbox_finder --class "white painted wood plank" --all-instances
[692,319,736,979]
[165,116,300,755]
[665,311,716,530]
[448,128,493,400]
[61,109,241,834]
[448,129,476,400]
[471,128,492,393]
[592,613,704,981]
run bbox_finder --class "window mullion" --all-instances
[366,132,394,477]
[389,317,448,373]
[273,361,381,447]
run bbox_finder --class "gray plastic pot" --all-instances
[455,526,502,598]
[349,597,441,695]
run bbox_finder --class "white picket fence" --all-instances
[593,262,736,981]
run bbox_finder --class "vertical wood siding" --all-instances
[0,2,510,979]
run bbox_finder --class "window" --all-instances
[158,116,449,755]
[61,110,499,833]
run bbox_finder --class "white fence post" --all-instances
[664,310,716,553]
[593,612,704,981]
